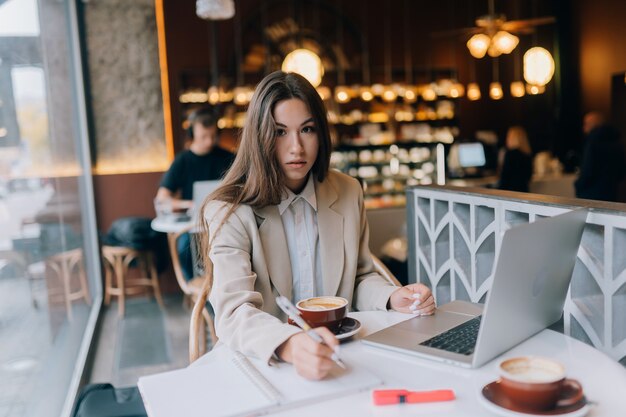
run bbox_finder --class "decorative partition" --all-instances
[407,186,626,363]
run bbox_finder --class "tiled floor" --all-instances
[88,294,200,388]
[0,269,90,417]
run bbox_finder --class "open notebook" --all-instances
[138,348,383,417]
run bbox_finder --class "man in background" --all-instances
[575,111,626,202]
[157,108,234,210]
[156,108,235,280]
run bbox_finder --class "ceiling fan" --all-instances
[433,0,556,59]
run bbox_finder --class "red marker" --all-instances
[372,389,456,406]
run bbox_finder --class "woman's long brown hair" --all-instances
[196,71,332,280]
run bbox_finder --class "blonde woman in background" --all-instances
[498,126,533,192]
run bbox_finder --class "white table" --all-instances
[194,311,626,416]
[150,216,193,234]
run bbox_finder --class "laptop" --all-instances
[362,209,588,368]
[192,180,222,212]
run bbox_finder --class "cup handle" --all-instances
[556,379,584,407]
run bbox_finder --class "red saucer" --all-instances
[482,380,588,415]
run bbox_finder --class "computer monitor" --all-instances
[458,142,487,168]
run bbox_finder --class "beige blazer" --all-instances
[206,171,398,363]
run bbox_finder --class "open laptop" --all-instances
[192,180,222,211]
[363,209,588,368]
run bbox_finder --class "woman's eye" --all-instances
[302,125,316,134]
[275,128,286,136]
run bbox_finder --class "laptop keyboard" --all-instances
[419,316,482,356]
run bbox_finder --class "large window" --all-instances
[0,0,101,416]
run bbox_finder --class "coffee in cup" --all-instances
[296,296,348,332]
[498,356,583,411]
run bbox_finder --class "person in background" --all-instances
[575,111,626,202]
[156,107,235,280]
[498,126,533,192]
[201,71,436,380]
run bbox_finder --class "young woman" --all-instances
[201,71,435,380]
[498,126,533,192]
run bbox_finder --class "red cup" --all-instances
[498,356,584,411]
[295,296,348,332]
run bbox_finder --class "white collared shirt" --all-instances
[278,175,323,303]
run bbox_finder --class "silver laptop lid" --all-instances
[472,208,588,367]
[193,180,222,211]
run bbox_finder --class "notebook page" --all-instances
[248,354,383,412]
[138,356,274,417]
[139,348,383,417]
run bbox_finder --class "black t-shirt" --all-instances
[159,147,235,200]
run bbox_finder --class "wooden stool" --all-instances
[46,248,92,320]
[101,245,164,316]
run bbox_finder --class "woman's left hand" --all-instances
[389,283,436,315]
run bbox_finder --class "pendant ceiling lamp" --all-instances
[523,46,554,86]
[467,83,481,101]
[489,59,503,100]
[196,0,235,20]
[282,49,324,87]
[381,2,396,102]
[467,34,491,59]
[281,1,325,88]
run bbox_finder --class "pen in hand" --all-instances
[276,296,347,370]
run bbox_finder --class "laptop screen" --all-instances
[458,143,487,168]
[193,180,222,210]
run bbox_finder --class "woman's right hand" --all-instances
[276,327,339,380]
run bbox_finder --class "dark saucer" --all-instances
[333,317,361,340]
[482,380,588,416]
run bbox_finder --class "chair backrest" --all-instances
[189,274,212,363]
[372,254,402,287]
[167,225,195,295]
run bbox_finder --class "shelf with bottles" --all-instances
[331,141,446,210]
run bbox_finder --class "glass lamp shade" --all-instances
[233,87,251,105]
[196,0,235,20]
[510,81,526,98]
[404,87,418,102]
[487,43,503,57]
[422,83,437,101]
[382,86,398,102]
[526,83,546,95]
[316,86,331,100]
[449,82,465,98]
[207,86,220,105]
[359,87,374,101]
[467,34,490,59]
[523,47,555,86]
[282,49,324,87]
[335,86,351,103]
[371,83,385,96]
[492,31,519,55]
[489,82,504,100]
[467,83,481,100]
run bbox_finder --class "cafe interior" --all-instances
[1,0,626,416]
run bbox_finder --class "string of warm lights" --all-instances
[179,43,555,106]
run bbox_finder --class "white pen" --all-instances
[276,296,347,370]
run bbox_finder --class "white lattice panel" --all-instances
[407,187,626,363]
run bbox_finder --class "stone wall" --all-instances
[83,0,167,174]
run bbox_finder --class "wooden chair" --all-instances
[167,225,207,308]
[46,248,91,320]
[189,273,216,363]
[101,245,164,316]
[168,225,218,361]
[371,254,402,287]
[188,254,401,363]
